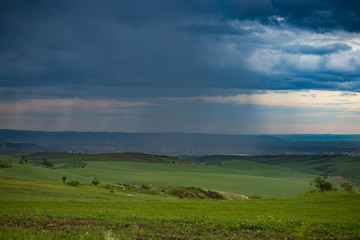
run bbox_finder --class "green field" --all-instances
[196,155,360,183]
[1,152,359,239]
[0,153,320,197]
[0,178,359,239]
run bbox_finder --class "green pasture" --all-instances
[197,155,360,183]
[0,179,359,239]
[0,154,317,197]
[1,151,360,239]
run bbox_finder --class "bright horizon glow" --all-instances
[199,90,360,109]
[0,90,359,134]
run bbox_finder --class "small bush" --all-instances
[67,181,81,187]
[311,178,337,192]
[74,161,87,168]
[91,178,100,185]
[41,159,54,168]
[0,163,12,168]
[141,184,151,190]
[62,176,67,184]
[73,161,87,168]
[341,181,353,192]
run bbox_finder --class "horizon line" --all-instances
[1,129,359,136]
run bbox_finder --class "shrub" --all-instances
[0,163,12,168]
[74,161,87,168]
[67,180,81,187]
[311,178,337,192]
[41,159,54,167]
[62,176,67,184]
[141,184,151,190]
[341,181,353,192]
[91,178,100,185]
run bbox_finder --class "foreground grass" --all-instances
[0,179,360,239]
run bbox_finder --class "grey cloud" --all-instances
[271,0,360,32]
[184,0,360,33]
[179,24,243,36]
[0,85,258,102]
[281,43,352,55]
[0,0,359,99]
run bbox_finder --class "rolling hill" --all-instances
[0,152,319,197]
[196,155,360,184]
[1,152,359,239]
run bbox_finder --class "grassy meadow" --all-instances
[1,152,360,239]
[196,155,360,184]
[0,153,319,197]
[1,178,360,239]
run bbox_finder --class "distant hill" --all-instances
[16,152,198,164]
[0,129,359,156]
[94,153,198,164]
[0,142,44,154]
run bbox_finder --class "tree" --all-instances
[62,176,67,184]
[311,178,337,192]
[92,178,100,185]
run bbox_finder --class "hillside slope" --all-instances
[196,155,360,183]
[0,153,315,197]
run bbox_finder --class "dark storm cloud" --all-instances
[179,24,243,36]
[189,0,360,32]
[0,0,263,90]
[271,0,360,32]
[0,0,359,99]
[1,1,359,134]
[0,85,254,101]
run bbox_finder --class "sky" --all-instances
[0,0,359,134]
